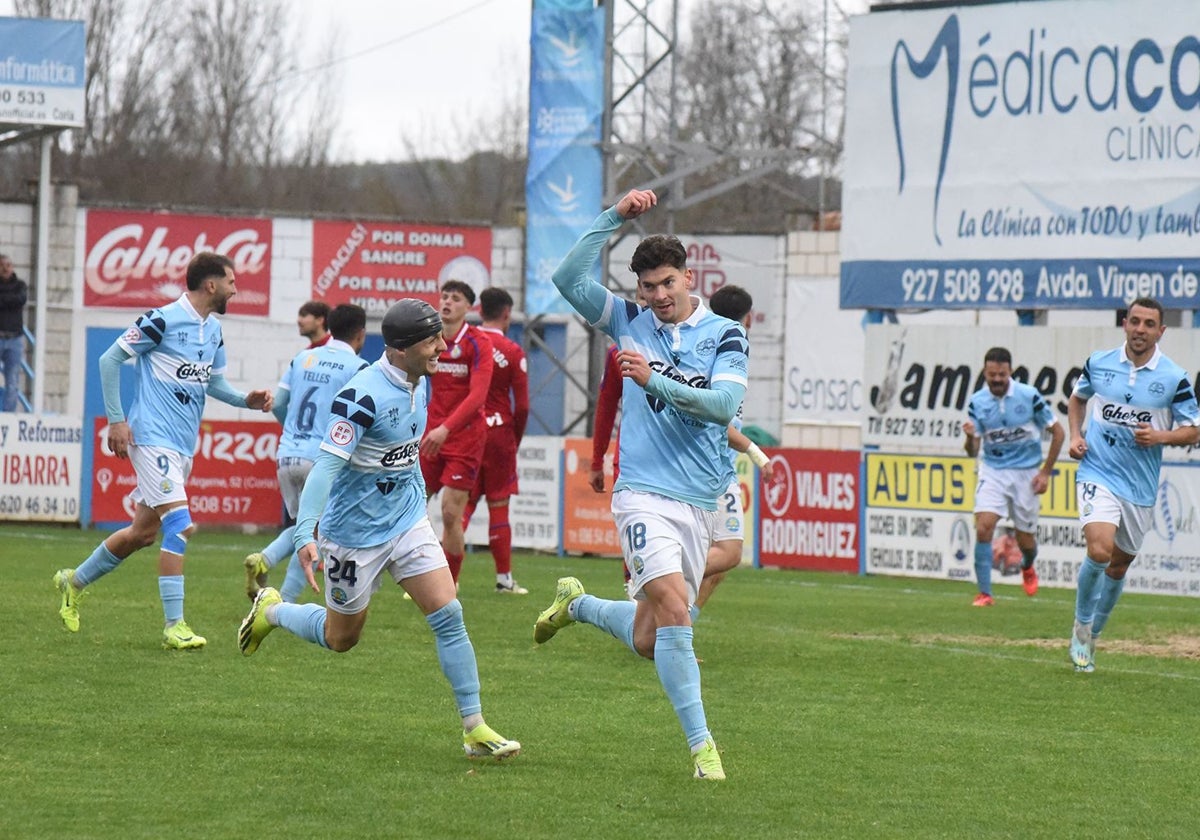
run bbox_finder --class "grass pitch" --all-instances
[3,523,1200,838]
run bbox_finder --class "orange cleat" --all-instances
[1021,565,1039,596]
[972,593,995,607]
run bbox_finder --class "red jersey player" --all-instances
[420,280,494,583]
[463,288,531,593]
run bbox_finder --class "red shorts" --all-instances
[421,428,486,494]
[472,425,519,502]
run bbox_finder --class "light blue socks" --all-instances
[654,625,710,749]
[571,594,636,652]
[274,602,329,648]
[426,599,482,717]
[280,554,308,602]
[73,543,122,587]
[262,526,296,569]
[974,541,992,595]
[1092,575,1126,635]
[158,575,184,624]
[1075,557,1107,624]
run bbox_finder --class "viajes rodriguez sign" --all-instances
[311,220,492,314]
[90,418,282,526]
[758,448,860,573]
[83,209,272,315]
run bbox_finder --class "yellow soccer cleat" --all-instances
[238,587,281,656]
[162,620,207,651]
[533,576,584,644]
[692,737,726,781]
[462,722,521,761]
[53,569,84,633]
[243,552,269,601]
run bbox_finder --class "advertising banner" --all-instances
[430,435,562,553]
[0,17,84,127]
[0,414,82,523]
[311,220,492,314]
[784,276,865,424]
[561,436,620,556]
[864,452,1200,597]
[83,209,272,315]
[90,418,282,526]
[758,448,860,573]
[863,324,1200,461]
[524,0,605,315]
[842,0,1200,309]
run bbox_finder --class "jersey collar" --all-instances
[1118,343,1162,370]
[650,295,707,331]
[325,338,356,354]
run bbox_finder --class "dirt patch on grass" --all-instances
[832,632,1200,661]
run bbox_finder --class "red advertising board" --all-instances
[311,220,492,314]
[758,448,860,573]
[84,209,272,315]
[91,418,282,526]
[561,437,620,556]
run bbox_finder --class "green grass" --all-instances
[3,522,1200,838]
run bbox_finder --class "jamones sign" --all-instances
[84,210,272,315]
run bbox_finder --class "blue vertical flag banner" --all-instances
[0,17,85,128]
[524,0,605,316]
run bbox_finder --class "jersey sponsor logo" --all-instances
[984,426,1030,444]
[175,361,212,382]
[492,348,509,367]
[1100,404,1153,426]
[380,439,420,469]
[644,361,710,413]
[329,420,355,446]
[439,362,470,377]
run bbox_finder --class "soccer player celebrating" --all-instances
[533,188,746,781]
[243,304,369,602]
[962,346,1064,606]
[238,299,520,761]
[1067,298,1199,672]
[54,252,274,649]
[419,280,494,584]
[462,287,530,594]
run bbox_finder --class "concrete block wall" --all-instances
[783,228,861,451]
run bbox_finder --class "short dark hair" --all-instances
[709,285,753,322]
[298,300,330,321]
[1128,297,1164,321]
[186,252,233,291]
[629,234,687,276]
[983,346,1012,366]
[327,304,366,341]
[479,287,513,320]
[441,279,476,305]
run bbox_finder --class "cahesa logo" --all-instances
[643,361,709,413]
[175,362,211,382]
[84,215,269,296]
[1100,404,1153,426]
[381,440,420,468]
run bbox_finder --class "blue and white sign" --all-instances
[841,0,1200,310]
[524,0,605,316]
[0,17,85,128]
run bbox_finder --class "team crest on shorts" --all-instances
[331,587,349,605]
[726,516,741,532]
[1082,502,1093,516]
[160,479,173,493]
[631,554,644,575]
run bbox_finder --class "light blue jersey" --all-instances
[1074,345,1199,506]
[297,359,429,547]
[116,296,226,455]
[553,207,749,510]
[967,380,1057,470]
[275,339,368,461]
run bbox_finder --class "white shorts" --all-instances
[611,488,716,604]
[276,457,314,518]
[712,481,745,543]
[974,462,1040,532]
[128,444,192,508]
[1077,481,1153,556]
[317,517,446,615]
